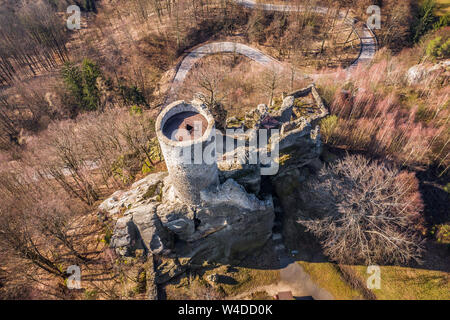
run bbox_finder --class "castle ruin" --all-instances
[155,100,219,204]
[99,84,328,284]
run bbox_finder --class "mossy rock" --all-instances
[271,97,283,110]
[142,181,164,201]
[226,117,244,129]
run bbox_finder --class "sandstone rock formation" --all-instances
[406,60,449,85]
[99,85,328,287]
[102,172,274,265]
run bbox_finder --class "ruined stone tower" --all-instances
[155,100,219,204]
[105,86,328,265]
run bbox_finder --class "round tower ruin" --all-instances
[156,100,219,204]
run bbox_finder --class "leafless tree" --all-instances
[191,60,228,129]
[259,67,281,107]
[0,171,89,280]
[0,1,69,85]
[298,155,425,265]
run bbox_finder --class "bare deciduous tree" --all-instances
[259,67,281,107]
[0,172,89,280]
[191,60,228,129]
[0,1,69,85]
[298,155,425,265]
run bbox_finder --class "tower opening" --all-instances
[162,111,208,141]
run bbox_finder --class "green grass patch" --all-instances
[297,261,364,300]
[351,265,450,300]
[299,261,449,300]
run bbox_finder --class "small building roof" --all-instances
[276,291,294,300]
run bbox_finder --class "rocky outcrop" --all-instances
[406,60,449,85]
[218,161,261,194]
[274,95,294,122]
[99,172,168,219]
[154,257,189,285]
[101,171,274,269]
[109,201,173,257]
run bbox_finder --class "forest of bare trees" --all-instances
[0,2,69,86]
[0,0,447,300]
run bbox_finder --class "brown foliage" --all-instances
[0,169,89,281]
[318,54,450,172]
[23,108,161,204]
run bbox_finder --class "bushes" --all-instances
[413,0,439,43]
[412,0,449,43]
[426,36,450,60]
[118,83,148,107]
[433,13,450,30]
[317,54,450,173]
[81,59,102,110]
[62,59,102,112]
[319,115,339,144]
[62,59,151,113]
[298,155,425,265]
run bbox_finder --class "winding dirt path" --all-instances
[167,1,378,101]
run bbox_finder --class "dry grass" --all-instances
[316,46,449,172]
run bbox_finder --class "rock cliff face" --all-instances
[100,171,274,265]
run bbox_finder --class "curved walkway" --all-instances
[171,42,281,88]
[167,1,377,101]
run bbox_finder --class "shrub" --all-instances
[318,57,450,171]
[129,105,143,115]
[319,115,339,144]
[62,62,84,105]
[62,59,102,112]
[119,84,148,107]
[433,14,450,31]
[426,36,450,60]
[298,155,425,265]
[431,224,450,244]
[81,59,102,110]
[413,0,438,43]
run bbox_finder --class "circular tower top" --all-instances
[162,111,208,142]
[156,100,219,204]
